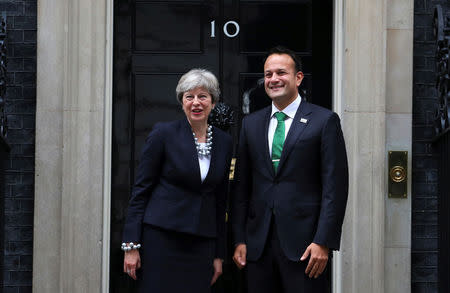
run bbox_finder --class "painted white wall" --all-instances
[334,0,413,292]
[334,0,387,291]
[34,0,112,291]
[384,0,413,292]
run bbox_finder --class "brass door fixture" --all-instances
[229,158,236,180]
[388,151,408,198]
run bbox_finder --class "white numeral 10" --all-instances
[210,20,240,38]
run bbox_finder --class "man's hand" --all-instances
[210,258,223,285]
[123,249,141,280]
[300,243,329,278]
[233,244,247,269]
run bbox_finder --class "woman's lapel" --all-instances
[181,118,203,186]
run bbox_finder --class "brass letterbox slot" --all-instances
[229,158,236,180]
[388,151,408,198]
[226,158,237,223]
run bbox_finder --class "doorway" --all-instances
[111,0,333,291]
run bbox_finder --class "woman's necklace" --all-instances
[193,125,213,157]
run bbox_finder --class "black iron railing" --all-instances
[433,5,450,292]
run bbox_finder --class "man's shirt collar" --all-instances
[271,94,302,119]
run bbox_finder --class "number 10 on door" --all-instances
[210,20,240,38]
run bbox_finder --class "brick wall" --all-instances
[412,0,446,292]
[0,0,36,292]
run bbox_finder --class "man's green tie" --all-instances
[272,112,287,173]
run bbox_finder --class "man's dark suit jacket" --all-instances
[123,118,232,258]
[232,101,348,261]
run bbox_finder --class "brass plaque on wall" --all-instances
[388,151,408,198]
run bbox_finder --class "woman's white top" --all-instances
[197,143,211,182]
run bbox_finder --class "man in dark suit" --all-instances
[232,46,348,293]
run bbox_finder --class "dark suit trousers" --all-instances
[247,218,328,293]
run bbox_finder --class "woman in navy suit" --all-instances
[122,69,232,292]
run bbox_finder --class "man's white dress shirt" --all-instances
[268,94,302,156]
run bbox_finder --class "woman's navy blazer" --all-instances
[122,118,233,258]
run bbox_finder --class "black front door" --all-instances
[111,0,332,292]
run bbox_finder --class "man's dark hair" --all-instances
[264,46,302,72]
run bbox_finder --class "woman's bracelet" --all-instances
[121,242,141,251]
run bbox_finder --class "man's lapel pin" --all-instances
[300,118,308,124]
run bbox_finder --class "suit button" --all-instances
[274,179,278,184]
